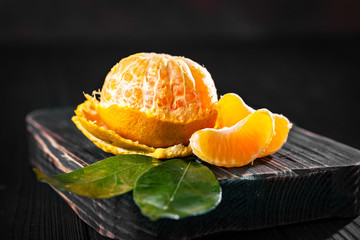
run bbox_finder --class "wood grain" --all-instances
[26,107,360,240]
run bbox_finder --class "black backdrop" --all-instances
[1,0,360,238]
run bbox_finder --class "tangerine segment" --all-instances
[258,114,292,157]
[215,93,253,129]
[215,93,292,157]
[190,109,275,167]
[72,98,193,159]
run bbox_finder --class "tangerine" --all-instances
[72,53,218,158]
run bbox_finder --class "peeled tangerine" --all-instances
[72,53,218,159]
[190,93,292,167]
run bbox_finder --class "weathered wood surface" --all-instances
[26,107,360,240]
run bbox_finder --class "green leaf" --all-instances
[133,158,222,221]
[34,154,161,199]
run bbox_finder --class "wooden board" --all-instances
[26,107,360,240]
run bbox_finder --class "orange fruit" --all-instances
[72,53,218,158]
[190,109,275,167]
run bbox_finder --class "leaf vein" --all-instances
[165,161,192,209]
[61,163,150,185]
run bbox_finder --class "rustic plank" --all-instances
[26,107,360,240]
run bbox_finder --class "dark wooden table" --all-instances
[1,37,360,239]
[25,106,360,240]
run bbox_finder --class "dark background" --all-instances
[1,0,360,239]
